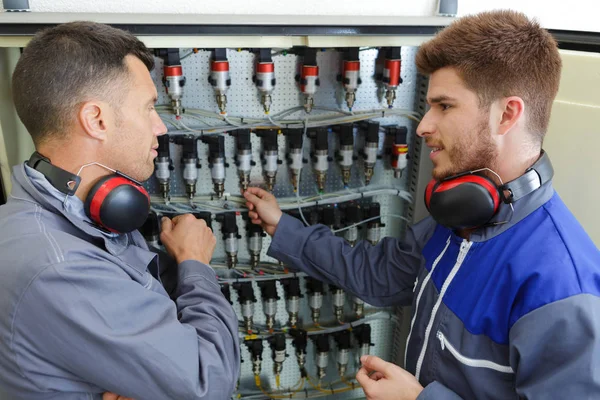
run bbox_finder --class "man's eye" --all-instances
[440,104,451,111]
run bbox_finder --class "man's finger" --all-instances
[248,211,258,219]
[355,366,376,390]
[246,202,255,211]
[102,393,119,400]
[245,186,271,200]
[243,191,263,206]
[360,355,392,376]
[369,371,385,381]
[161,217,173,233]
[251,218,262,225]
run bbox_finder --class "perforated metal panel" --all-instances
[145,46,423,399]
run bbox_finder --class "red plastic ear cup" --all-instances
[85,175,150,233]
[424,174,501,230]
[425,179,438,211]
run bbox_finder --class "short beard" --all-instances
[433,118,499,181]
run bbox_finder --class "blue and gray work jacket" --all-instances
[268,176,600,399]
[0,163,241,399]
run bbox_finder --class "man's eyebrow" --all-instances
[427,95,457,104]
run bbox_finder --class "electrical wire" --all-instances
[150,187,413,215]
[159,105,421,135]
[180,48,199,60]
[267,114,286,128]
[296,117,310,226]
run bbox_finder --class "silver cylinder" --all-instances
[332,290,345,308]
[165,75,184,101]
[289,149,303,171]
[337,349,349,366]
[314,150,329,173]
[237,150,252,174]
[264,151,279,174]
[182,159,198,184]
[256,70,275,93]
[345,226,358,245]
[211,158,226,181]
[302,73,319,95]
[339,147,354,168]
[155,158,171,182]
[359,344,370,360]
[248,234,262,254]
[263,299,277,318]
[225,235,238,254]
[343,70,360,91]
[367,225,381,245]
[316,352,329,369]
[242,301,254,319]
[287,297,299,314]
[210,67,230,94]
[309,292,323,310]
[364,143,378,165]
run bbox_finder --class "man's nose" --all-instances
[416,110,435,137]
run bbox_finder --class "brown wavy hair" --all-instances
[416,10,562,145]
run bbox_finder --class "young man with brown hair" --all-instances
[0,22,239,399]
[244,10,600,400]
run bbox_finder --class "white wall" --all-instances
[2,0,599,33]
[6,0,439,17]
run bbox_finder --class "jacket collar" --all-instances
[11,163,156,275]
[464,179,554,242]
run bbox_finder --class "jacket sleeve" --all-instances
[12,258,240,400]
[417,381,464,400]
[267,213,436,307]
[509,293,600,398]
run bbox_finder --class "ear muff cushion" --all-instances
[435,175,500,213]
[425,174,501,229]
[424,179,438,211]
[84,175,113,221]
[85,176,150,233]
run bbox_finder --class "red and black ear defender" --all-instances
[27,152,150,234]
[424,151,554,230]
[83,175,150,234]
[425,172,501,230]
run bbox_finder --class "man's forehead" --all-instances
[124,55,157,98]
[427,70,476,102]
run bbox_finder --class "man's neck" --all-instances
[494,138,542,183]
[37,144,108,203]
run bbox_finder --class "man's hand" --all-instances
[102,392,133,400]
[243,187,283,236]
[356,355,424,400]
[160,214,216,265]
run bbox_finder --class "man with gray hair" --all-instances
[0,22,240,399]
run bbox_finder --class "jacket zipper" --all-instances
[404,236,451,367]
[415,239,473,381]
[437,331,514,373]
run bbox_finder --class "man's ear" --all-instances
[497,96,524,136]
[78,101,110,141]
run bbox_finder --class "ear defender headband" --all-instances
[424,151,554,230]
[27,152,150,234]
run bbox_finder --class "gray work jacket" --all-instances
[0,163,240,399]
